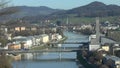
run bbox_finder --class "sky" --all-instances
[11,0,120,9]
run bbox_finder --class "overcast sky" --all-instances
[11,0,120,9]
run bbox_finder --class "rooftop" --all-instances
[105,55,120,61]
[101,37,116,44]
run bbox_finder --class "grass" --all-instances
[31,45,47,50]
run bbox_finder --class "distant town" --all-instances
[0,1,120,68]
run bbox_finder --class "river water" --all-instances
[12,31,88,68]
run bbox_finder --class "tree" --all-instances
[80,28,93,35]
[99,64,109,68]
[0,0,9,8]
[0,0,18,47]
[82,50,88,58]
[56,20,61,26]
[105,59,113,68]
[95,51,103,62]
[56,28,64,37]
[0,37,8,47]
[89,56,95,64]
[0,55,12,68]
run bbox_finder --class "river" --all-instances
[12,31,88,68]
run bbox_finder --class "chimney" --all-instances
[96,17,100,44]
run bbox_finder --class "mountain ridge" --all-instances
[65,1,120,17]
[1,1,120,22]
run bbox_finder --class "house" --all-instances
[34,35,42,46]
[41,34,49,43]
[101,45,110,52]
[27,36,36,46]
[8,22,38,32]
[8,43,21,50]
[80,24,93,30]
[51,34,62,41]
[12,36,33,49]
[101,21,119,33]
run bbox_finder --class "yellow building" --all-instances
[15,27,20,31]
[15,27,26,31]
[41,34,49,43]
[20,27,26,31]
[8,44,21,50]
[101,45,110,51]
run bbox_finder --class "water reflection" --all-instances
[0,55,12,68]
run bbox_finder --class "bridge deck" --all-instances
[49,42,89,44]
[31,58,75,62]
[0,47,88,54]
[4,49,78,53]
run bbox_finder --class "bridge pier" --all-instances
[59,53,62,60]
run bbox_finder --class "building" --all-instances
[51,34,62,41]
[101,37,117,45]
[12,36,33,49]
[101,45,110,52]
[34,35,42,46]
[8,43,21,50]
[41,34,49,43]
[8,22,38,32]
[89,17,100,51]
[80,24,93,30]
[103,55,120,68]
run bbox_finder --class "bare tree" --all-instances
[0,55,12,68]
[0,0,9,8]
[0,0,18,16]
[0,1,19,68]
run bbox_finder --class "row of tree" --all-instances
[81,50,112,68]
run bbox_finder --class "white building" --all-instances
[12,36,33,48]
[80,24,93,30]
[89,33,100,51]
[34,35,42,46]
[41,34,49,43]
[51,34,62,41]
